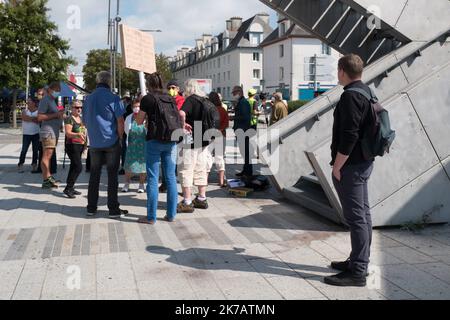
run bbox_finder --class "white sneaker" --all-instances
[138,184,145,194]
[122,184,130,193]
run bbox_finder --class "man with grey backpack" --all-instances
[325,54,395,287]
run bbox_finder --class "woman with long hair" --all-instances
[136,73,181,224]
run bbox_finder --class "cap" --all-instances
[248,89,257,96]
[167,79,180,88]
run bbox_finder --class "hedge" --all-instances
[287,100,309,114]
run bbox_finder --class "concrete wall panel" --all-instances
[407,63,450,161]
[371,164,450,227]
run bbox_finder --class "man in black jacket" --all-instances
[325,54,375,287]
[231,85,253,177]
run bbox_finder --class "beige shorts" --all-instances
[178,147,209,188]
[40,132,59,149]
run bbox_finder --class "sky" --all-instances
[46,0,277,75]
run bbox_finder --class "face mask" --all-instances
[52,91,61,99]
[133,107,140,114]
[233,95,240,100]
[168,89,176,97]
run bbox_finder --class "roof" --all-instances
[172,15,273,72]
[260,24,315,48]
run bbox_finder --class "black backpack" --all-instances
[347,87,396,160]
[148,94,183,142]
[192,95,221,133]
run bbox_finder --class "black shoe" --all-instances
[63,189,76,199]
[331,260,370,277]
[331,260,350,272]
[87,208,97,217]
[119,168,125,175]
[324,271,367,287]
[72,190,82,196]
[109,209,129,219]
[159,184,167,193]
[236,171,244,177]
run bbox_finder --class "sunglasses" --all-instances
[73,107,83,110]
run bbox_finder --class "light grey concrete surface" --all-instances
[0,134,450,300]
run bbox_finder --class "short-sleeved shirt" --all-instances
[22,109,40,135]
[181,95,210,148]
[64,116,86,145]
[83,86,125,149]
[38,95,62,137]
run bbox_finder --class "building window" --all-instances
[228,55,231,64]
[280,22,286,36]
[218,73,220,83]
[253,52,260,62]
[218,58,221,68]
[223,72,226,81]
[253,69,261,79]
[280,67,284,81]
[250,33,262,45]
[322,43,331,55]
[228,71,231,81]
[279,45,284,58]
[214,60,216,68]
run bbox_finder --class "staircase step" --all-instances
[301,174,320,185]
[284,183,341,224]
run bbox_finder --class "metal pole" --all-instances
[313,54,318,92]
[139,71,146,96]
[26,53,30,100]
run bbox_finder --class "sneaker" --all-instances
[87,209,97,217]
[49,176,61,185]
[109,209,129,220]
[122,184,130,193]
[72,190,82,196]
[63,189,76,199]
[42,178,58,189]
[193,197,209,210]
[324,271,367,287]
[177,201,195,213]
[138,184,145,194]
[164,216,175,223]
[18,165,24,173]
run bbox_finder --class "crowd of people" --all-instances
[16,53,376,287]
[17,71,288,222]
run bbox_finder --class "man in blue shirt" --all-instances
[83,71,127,218]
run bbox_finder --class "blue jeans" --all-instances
[146,140,178,222]
[19,134,40,166]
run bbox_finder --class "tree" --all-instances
[0,0,76,128]
[83,50,173,95]
[82,49,139,95]
[155,53,173,83]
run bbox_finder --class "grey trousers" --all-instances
[333,161,374,277]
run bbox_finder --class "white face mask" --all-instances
[133,107,140,114]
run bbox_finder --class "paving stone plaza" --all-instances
[1,127,450,300]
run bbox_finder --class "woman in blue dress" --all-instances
[122,99,147,193]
